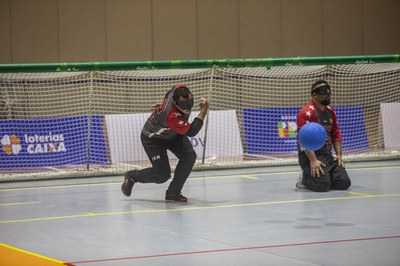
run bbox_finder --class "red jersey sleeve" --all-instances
[166,105,191,135]
[297,101,316,130]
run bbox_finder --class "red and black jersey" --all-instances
[142,88,203,140]
[297,101,342,151]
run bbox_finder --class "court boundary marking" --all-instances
[0,201,42,207]
[1,192,399,224]
[67,235,400,264]
[1,164,399,192]
[0,243,70,265]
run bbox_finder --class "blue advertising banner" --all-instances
[0,115,107,169]
[243,106,369,154]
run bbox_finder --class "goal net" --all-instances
[1,55,400,180]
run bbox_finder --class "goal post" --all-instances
[1,55,400,181]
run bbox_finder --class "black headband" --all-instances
[311,84,331,94]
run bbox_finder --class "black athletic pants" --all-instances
[134,132,197,194]
[298,151,351,192]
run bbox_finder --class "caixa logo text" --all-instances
[1,133,67,155]
[24,133,67,153]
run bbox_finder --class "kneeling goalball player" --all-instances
[296,80,351,192]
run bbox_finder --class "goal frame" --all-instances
[1,54,399,181]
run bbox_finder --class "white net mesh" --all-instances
[1,62,400,180]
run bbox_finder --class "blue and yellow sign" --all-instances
[0,115,107,169]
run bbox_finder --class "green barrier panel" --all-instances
[0,54,399,73]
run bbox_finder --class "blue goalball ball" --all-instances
[298,122,327,151]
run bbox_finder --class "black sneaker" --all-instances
[165,191,188,202]
[121,170,137,197]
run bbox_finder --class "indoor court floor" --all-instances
[1,160,400,265]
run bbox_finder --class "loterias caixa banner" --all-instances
[243,106,369,155]
[0,115,107,169]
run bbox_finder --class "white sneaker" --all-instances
[296,171,307,189]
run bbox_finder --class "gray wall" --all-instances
[0,0,399,63]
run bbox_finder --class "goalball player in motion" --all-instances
[121,84,209,202]
[296,80,351,192]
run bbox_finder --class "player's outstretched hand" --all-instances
[310,160,325,178]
